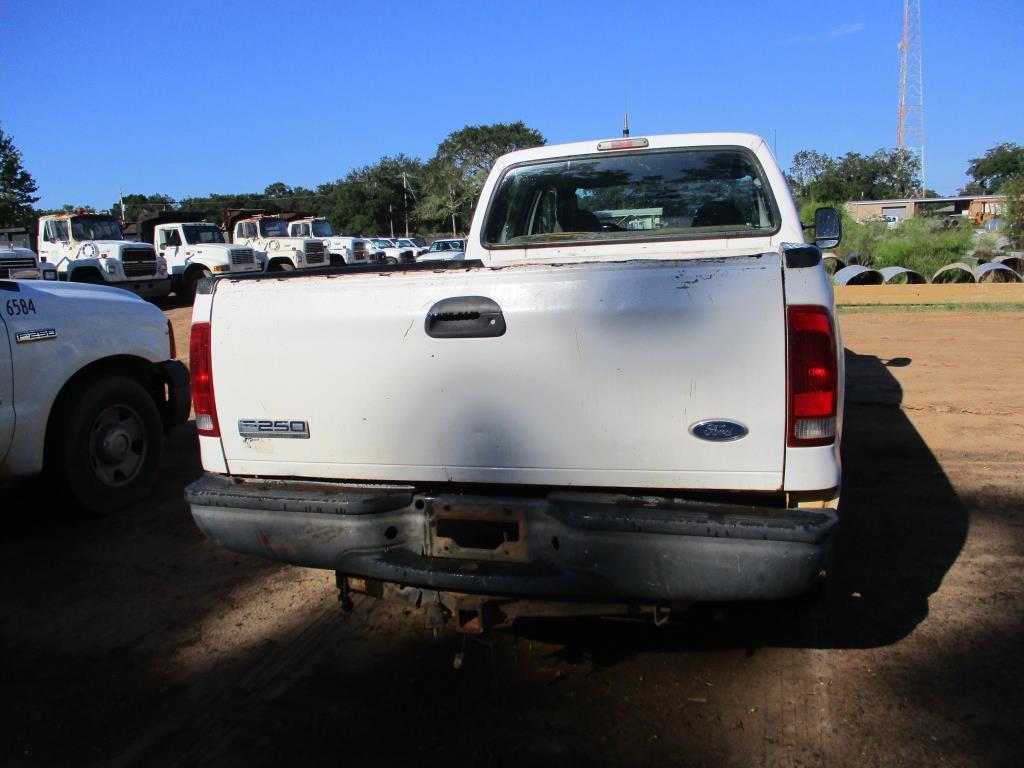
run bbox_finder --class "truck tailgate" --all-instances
[211,254,786,491]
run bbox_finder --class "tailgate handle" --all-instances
[425,296,506,338]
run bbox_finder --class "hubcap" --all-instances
[88,404,146,487]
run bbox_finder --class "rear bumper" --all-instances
[186,474,836,603]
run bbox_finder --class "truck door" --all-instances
[235,221,257,246]
[0,312,14,464]
[40,219,71,272]
[158,226,185,276]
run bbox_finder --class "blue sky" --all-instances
[3,0,1022,210]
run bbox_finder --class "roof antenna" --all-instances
[623,111,630,137]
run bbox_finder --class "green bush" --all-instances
[867,218,976,277]
[805,206,977,278]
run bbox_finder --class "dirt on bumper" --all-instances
[185,473,835,603]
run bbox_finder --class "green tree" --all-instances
[0,125,40,228]
[417,122,545,234]
[321,155,424,236]
[786,150,834,200]
[788,148,921,203]
[962,143,1024,194]
[112,193,175,223]
[1000,175,1024,248]
[264,181,293,198]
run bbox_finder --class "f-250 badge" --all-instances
[238,419,310,439]
[689,419,748,442]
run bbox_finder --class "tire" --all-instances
[385,257,398,265]
[269,260,296,272]
[182,267,212,304]
[48,375,163,515]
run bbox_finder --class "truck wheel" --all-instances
[269,261,295,272]
[385,257,398,265]
[49,375,163,515]
[183,268,212,303]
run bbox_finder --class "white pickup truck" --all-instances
[38,212,172,300]
[185,133,844,631]
[1,278,190,513]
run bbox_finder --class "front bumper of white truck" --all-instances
[111,276,173,299]
[186,474,836,617]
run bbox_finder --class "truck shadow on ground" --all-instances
[512,348,970,656]
[1,352,1012,768]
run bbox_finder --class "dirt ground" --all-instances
[2,307,1022,768]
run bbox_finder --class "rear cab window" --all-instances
[483,148,779,249]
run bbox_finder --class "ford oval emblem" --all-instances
[690,419,749,442]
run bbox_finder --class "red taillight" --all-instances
[189,322,219,437]
[787,305,838,447]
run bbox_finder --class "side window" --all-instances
[238,222,256,239]
[47,220,70,241]
[160,229,182,247]
[295,223,310,237]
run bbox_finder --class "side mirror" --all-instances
[814,207,841,249]
[158,242,167,250]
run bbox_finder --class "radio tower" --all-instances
[897,0,925,195]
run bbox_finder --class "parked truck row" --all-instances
[22,208,435,304]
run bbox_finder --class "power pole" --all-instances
[118,187,125,223]
[897,0,925,196]
[402,172,409,237]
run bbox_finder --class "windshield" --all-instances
[371,239,394,248]
[483,148,777,247]
[312,220,333,237]
[182,225,226,244]
[258,219,289,237]
[410,237,426,247]
[71,216,123,241]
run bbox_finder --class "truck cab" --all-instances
[394,237,428,256]
[37,211,171,300]
[225,210,326,272]
[287,217,373,265]
[368,237,416,264]
[140,213,261,303]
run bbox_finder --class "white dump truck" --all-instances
[1,278,190,512]
[285,216,375,265]
[185,132,844,631]
[224,210,327,272]
[37,211,172,300]
[1,228,56,280]
[138,213,261,302]
[0,245,57,281]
